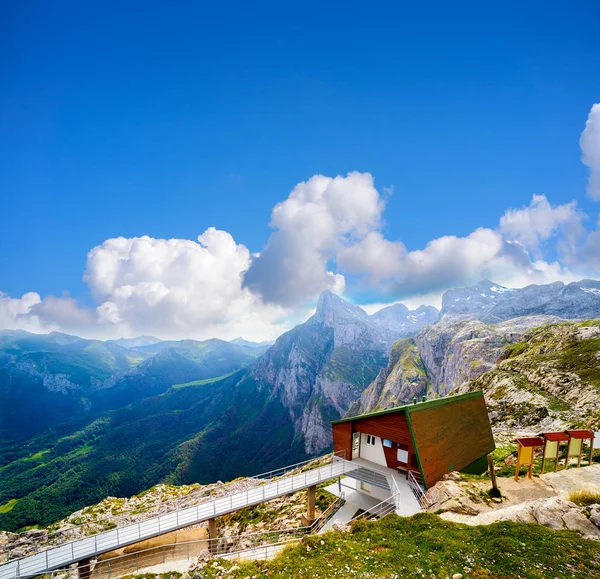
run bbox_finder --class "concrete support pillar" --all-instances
[300,484,318,527]
[78,558,93,579]
[208,517,218,555]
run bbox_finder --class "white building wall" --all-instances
[359,433,387,467]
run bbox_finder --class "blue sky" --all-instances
[1,1,600,340]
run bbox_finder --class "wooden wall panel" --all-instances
[381,444,420,474]
[352,412,412,447]
[409,395,495,489]
[352,412,418,473]
[332,422,353,460]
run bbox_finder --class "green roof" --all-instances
[330,390,485,425]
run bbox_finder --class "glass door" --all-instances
[352,431,360,459]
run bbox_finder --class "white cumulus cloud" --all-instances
[243,172,383,306]
[336,196,582,298]
[2,154,600,340]
[83,227,291,341]
[0,292,43,332]
[581,103,600,201]
[498,194,584,254]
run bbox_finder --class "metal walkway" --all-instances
[0,455,358,579]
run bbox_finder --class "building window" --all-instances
[365,434,376,446]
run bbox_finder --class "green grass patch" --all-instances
[196,513,600,578]
[505,341,529,358]
[0,499,18,514]
[172,371,238,389]
[120,574,181,579]
[23,450,48,461]
[568,490,600,506]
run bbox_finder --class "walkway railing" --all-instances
[3,452,344,564]
[407,471,431,509]
[1,452,352,579]
[46,494,346,579]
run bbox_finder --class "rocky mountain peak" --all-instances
[370,302,439,333]
[440,278,600,323]
[314,290,368,325]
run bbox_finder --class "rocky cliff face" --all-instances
[349,315,567,417]
[251,291,438,454]
[349,339,428,415]
[416,315,566,398]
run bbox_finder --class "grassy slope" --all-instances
[502,320,600,390]
[0,372,242,530]
[172,371,239,388]
[0,368,306,532]
[194,514,600,579]
[0,337,267,531]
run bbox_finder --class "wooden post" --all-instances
[541,441,547,473]
[301,485,318,526]
[514,448,521,482]
[208,518,218,555]
[307,485,316,520]
[590,437,595,466]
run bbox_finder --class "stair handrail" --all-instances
[407,471,431,509]
[348,495,397,523]
[387,475,403,512]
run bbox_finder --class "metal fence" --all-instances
[45,494,346,579]
[1,452,350,579]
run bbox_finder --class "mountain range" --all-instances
[0,278,599,531]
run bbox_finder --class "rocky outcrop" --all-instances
[426,465,600,540]
[441,497,600,540]
[425,476,491,516]
[349,339,428,415]
[458,319,600,432]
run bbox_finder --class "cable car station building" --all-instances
[331,391,495,501]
